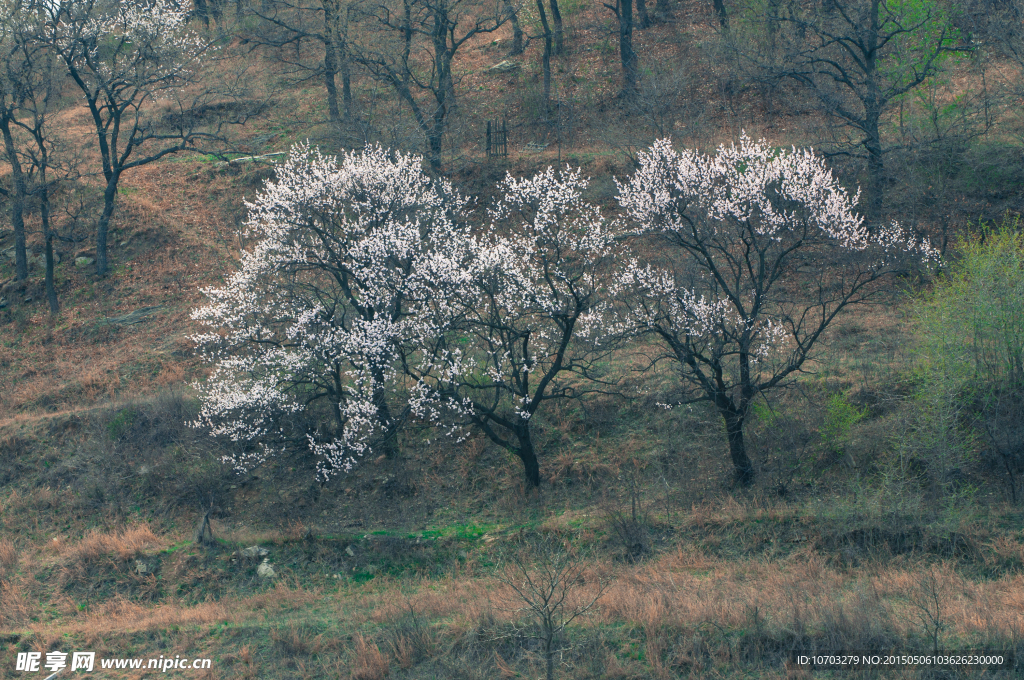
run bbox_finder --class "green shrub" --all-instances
[917,216,1024,388]
[911,215,1024,500]
[820,393,867,455]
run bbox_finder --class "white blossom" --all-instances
[192,144,473,480]
[406,166,617,486]
[615,135,940,483]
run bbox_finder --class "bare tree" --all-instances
[548,0,563,54]
[503,0,524,55]
[605,0,638,101]
[536,0,553,110]
[635,0,650,29]
[653,0,672,24]
[10,29,70,314]
[353,0,504,170]
[750,0,962,223]
[711,0,726,29]
[0,0,33,283]
[495,534,608,680]
[0,0,82,313]
[243,0,356,126]
[965,0,1024,144]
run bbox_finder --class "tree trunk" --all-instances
[865,125,884,227]
[537,0,553,112]
[618,0,638,100]
[193,510,214,545]
[722,409,754,485]
[863,0,883,226]
[323,0,342,125]
[323,43,341,125]
[654,0,671,22]
[96,176,119,277]
[712,0,727,29]
[432,5,457,120]
[340,5,353,118]
[195,0,210,27]
[636,0,651,29]
[549,0,564,55]
[41,180,58,315]
[210,0,224,31]
[505,0,524,55]
[515,427,541,487]
[426,123,444,171]
[371,370,399,457]
[545,634,555,680]
[1,119,28,281]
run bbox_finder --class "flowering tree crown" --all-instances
[192,144,472,480]
[614,135,939,483]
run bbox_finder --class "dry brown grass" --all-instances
[591,547,1024,651]
[271,624,342,656]
[24,579,322,639]
[59,524,161,563]
[0,149,248,422]
[32,596,234,637]
[0,576,35,629]
[366,577,499,628]
[350,633,390,680]
[246,581,322,612]
[0,537,17,576]
[344,538,1022,676]
[5,528,1018,677]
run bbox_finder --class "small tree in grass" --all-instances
[495,533,608,680]
[191,144,473,480]
[615,135,939,485]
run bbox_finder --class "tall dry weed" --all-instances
[351,633,390,680]
[0,577,34,628]
[0,538,18,577]
[246,581,321,612]
[227,644,258,680]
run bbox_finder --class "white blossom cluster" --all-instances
[409,166,616,434]
[53,0,208,87]
[192,136,940,484]
[483,166,614,338]
[615,135,938,360]
[192,144,474,479]
[618,134,938,260]
[613,261,786,366]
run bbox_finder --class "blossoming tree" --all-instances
[192,144,473,480]
[410,167,617,488]
[616,136,939,484]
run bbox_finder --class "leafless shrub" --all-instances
[908,566,951,656]
[604,458,651,562]
[494,533,609,680]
